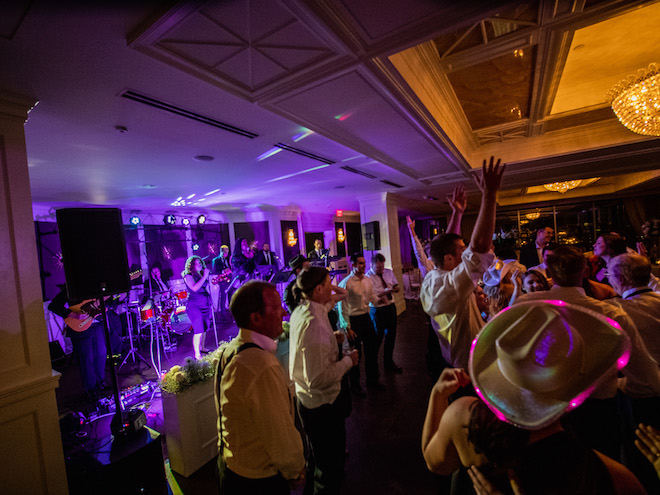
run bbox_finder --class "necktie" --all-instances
[378,273,392,301]
[266,252,270,264]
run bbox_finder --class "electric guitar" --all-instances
[64,299,104,333]
[64,270,143,332]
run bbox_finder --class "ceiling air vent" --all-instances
[120,90,258,139]
[340,166,377,179]
[274,143,335,165]
[381,179,403,188]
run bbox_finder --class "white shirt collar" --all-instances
[238,328,277,353]
[622,286,650,299]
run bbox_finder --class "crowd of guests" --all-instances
[212,156,660,494]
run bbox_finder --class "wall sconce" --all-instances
[287,229,297,247]
[337,228,345,243]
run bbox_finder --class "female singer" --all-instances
[182,255,211,359]
[230,237,256,278]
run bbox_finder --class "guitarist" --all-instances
[48,286,108,402]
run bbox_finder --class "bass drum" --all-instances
[169,309,192,335]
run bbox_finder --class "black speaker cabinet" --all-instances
[56,208,130,300]
[362,221,381,251]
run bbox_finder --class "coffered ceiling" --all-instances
[1,0,658,217]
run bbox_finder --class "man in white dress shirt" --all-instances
[289,267,358,494]
[338,253,382,395]
[367,253,402,373]
[420,157,504,371]
[607,252,660,493]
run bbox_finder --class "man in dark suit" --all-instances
[211,245,232,319]
[307,238,329,261]
[519,226,554,269]
[255,242,278,267]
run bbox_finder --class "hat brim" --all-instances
[469,300,629,430]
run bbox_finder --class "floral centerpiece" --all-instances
[159,344,228,395]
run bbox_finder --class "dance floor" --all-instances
[53,299,448,494]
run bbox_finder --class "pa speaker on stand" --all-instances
[56,208,145,436]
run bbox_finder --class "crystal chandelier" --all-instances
[525,212,541,220]
[608,62,660,136]
[543,180,582,194]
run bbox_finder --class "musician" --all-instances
[255,242,279,267]
[182,255,213,359]
[212,245,233,321]
[142,263,172,305]
[48,286,108,402]
[231,237,256,279]
[212,245,232,274]
[308,238,329,261]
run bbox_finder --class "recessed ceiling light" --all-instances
[141,184,156,188]
[334,185,345,189]
[194,155,214,162]
[115,126,128,134]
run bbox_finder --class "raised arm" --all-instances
[422,368,477,475]
[470,157,505,254]
[446,184,467,236]
[407,215,434,274]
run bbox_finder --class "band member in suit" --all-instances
[142,263,172,304]
[212,245,233,320]
[182,255,213,359]
[256,242,279,267]
[308,238,329,261]
[212,245,232,274]
[48,286,108,401]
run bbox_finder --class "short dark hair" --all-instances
[371,253,386,264]
[230,281,275,329]
[429,233,462,267]
[546,246,586,287]
[350,252,363,264]
[608,253,652,288]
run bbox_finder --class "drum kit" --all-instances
[120,281,193,374]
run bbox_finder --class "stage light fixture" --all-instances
[192,243,200,251]
[164,214,176,225]
[182,218,191,226]
[129,215,140,226]
[197,214,206,226]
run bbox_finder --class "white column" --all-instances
[0,91,68,493]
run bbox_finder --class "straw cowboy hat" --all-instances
[469,301,630,430]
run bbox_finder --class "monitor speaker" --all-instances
[362,221,381,251]
[56,208,130,300]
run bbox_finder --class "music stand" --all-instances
[271,269,293,284]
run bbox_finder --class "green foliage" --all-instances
[159,342,229,394]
